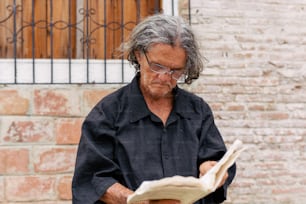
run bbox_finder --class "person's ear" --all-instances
[134,50,141,61]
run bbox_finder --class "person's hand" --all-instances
[199,161,228,188]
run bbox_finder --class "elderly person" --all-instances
[72,14,236,204]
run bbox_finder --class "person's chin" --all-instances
[150,88,171,99]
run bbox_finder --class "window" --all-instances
[1,0,164,59]
[0,0,189,84]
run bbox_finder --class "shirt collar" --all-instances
[173,87,200,120]
[128,74,198,123]
[128,74,151,123]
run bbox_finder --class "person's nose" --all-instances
[158,71,172,82]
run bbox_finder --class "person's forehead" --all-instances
[147,43,186,68]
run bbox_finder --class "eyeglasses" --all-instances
[142,50,186,81]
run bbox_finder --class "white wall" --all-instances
[0,59,135,84]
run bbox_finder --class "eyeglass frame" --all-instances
[142,49,186,81]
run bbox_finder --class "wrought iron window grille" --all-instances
[0,0,190,84]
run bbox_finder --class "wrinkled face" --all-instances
[136,43,187,100]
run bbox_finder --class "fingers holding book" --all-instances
[199,161,229,188]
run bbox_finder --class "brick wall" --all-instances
[189,0,306,203]
[0,86,118,203]
[0,0,306,203]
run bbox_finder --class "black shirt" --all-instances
[72,74,236,204]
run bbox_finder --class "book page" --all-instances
[127,139,245,204]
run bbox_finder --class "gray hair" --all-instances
[121,14,204,84]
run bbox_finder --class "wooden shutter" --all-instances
[0,0,160,59]
[86,0,161,59]
[0,0,22,58]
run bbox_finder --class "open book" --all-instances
[127,139,245,204]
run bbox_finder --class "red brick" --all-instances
[34,147,77,173]
[260,112,290,120]
[57,175,72,200]
[5,176,56,201]
[3,118,54,143]
[248,104,265,111]
[272,187,305,195]
[56,118,83,145]
[0,90,29,115]
[0,148,30,174]
[226,103,245,111]
[209,103,223,111]
[34,89,81,116]
[83,89,115,113]
[0,177,3,202]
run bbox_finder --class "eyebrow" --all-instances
[155,63,185,71]
[143,49,185,70]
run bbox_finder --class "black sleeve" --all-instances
[72,101,122,204]
[198,101,236,203]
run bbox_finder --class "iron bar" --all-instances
[103,0,107,83]
[86,0,89,83]
[32,0,35,83]
[68,0,72,83]
[49,0,54,83]
[13,0,17,83]
[0,0,183,84]
[121,0,124,83]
